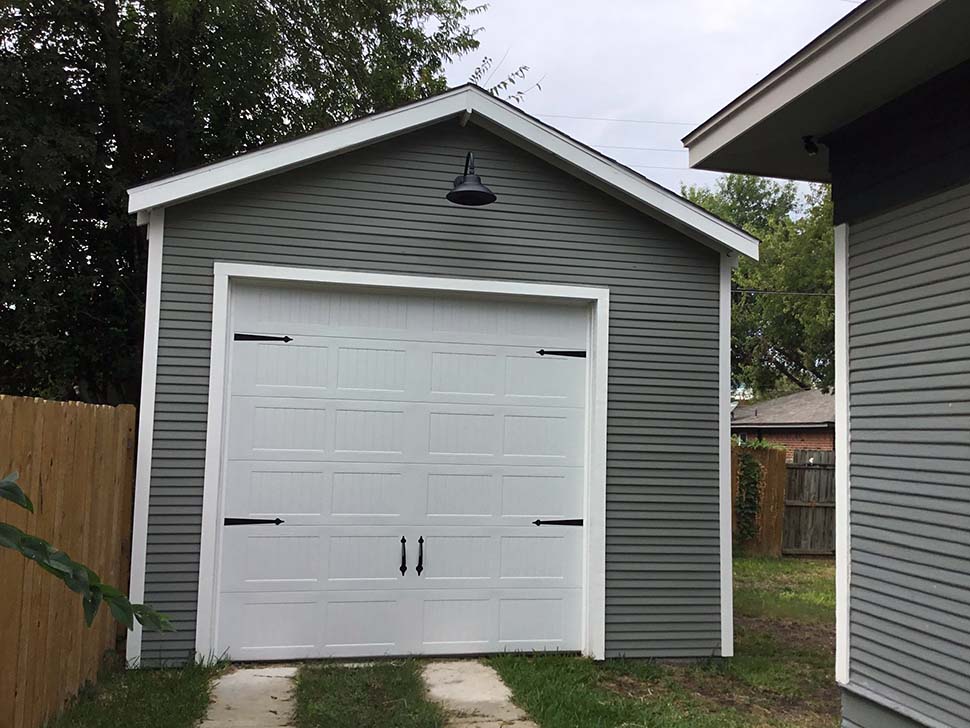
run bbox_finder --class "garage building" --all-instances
[126,85,757,664]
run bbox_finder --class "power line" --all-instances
[629,163,714,172]
[626,164,696,172]
[594,143,686,153]
[535,113,699,126]
[735,289,834,297]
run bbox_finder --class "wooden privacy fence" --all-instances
[731,445,787,557]
[783,449,836,556]
[0,395,136,728]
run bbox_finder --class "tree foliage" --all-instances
[0,471,171,631]
[1,0,484,404]
[683,175,835,396]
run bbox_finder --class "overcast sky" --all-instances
[445,0,859,194]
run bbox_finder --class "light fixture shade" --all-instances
[446,152,497,206]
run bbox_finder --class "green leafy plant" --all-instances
[0,471,171,632]
[736,450,764,542]
[732,435,786,451]
[683,176,834,397]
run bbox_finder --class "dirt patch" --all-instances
[736,615,836,654]
[599,617,840,728]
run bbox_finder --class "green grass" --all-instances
[47,661,221,728]
[293,660,445,728]
[490,556,839,728]
[489,653,750,728]
[734,557,835,624]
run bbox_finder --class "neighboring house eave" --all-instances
[127,85,758,260]
[683,0,966,181]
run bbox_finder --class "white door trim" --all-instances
[194,262,610,660]
[834,223,851,684]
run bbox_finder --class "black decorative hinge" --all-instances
[536,349,586,358]
[234,333,293,342]
[532,518,584,527]
[224,517,285,526]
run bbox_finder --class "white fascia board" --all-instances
[683,0,943,167]
[464,94,758,260]
[127,87,472,214]
[127,86,757,260]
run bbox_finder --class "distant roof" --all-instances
[683,0,969,181]
[732,389,835,429]
[127,85,758,259]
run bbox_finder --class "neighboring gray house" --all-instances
[684,1,970,726]
[125,85,758,664]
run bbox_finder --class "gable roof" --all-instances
[127,84,758,259]
[682,0,968,181]
[732,389,835,429]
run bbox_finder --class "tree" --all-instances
[683,175,835,396]
[0,471,171,631]
[1,0,484,404]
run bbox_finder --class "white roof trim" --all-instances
[683,0,944,167]
[128,85,758,259]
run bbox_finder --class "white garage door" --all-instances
[215,281,589,660]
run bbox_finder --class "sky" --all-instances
[445,0,860,194]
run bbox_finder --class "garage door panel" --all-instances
[218,282,588,660]
[231,337,586,408]
[217,587,582,659]
[232,282,588,348]
[228,399,584,466]
[220,526,582,592]
[217,592,324,660]
[224,461,583,527]
[220,528,326,592]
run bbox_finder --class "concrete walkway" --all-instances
[423,661,537,728]
[200,666,297,727]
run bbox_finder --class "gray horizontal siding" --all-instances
[141,121,722,663]
[842,689,927,728]
[846,181,970,728]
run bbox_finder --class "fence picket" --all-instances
[0,396,137,728]
[783,449,836,555]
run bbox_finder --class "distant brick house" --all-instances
[732,389,835,461]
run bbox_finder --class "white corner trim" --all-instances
[126,86,757,260]
[194,263,611,660]
[834,223,851,684]
[586,286,609,660]
[718,253,734,657]
[126,208,165,666]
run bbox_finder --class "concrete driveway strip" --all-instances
[423,661,537,728]
[200,666,297,728]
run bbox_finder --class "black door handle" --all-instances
[417,537,424,575]
[400,536,407,575]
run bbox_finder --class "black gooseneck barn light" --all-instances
[446,152,497,206]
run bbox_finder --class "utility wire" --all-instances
[735,289,834,297]
[595,143,686,153]
[629,163,714,172]
[535,113,699,126]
